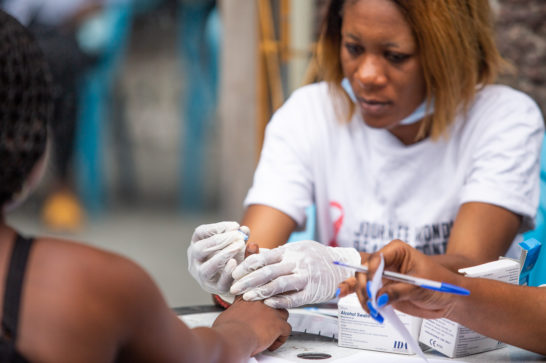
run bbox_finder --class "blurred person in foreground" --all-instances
[1,0,120,230]
[0,10,290,363]
[342,240,546,355]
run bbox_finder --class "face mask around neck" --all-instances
[341,78,434,126]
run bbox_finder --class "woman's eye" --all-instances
[344,43,363,56]
[385,52,410,63]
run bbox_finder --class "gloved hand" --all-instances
[230,240,361,308]
[187,221,248,295]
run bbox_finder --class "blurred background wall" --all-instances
[494,0,545,117]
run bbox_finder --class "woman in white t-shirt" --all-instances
[187,0,545,308]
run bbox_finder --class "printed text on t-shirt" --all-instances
[353,220,453,255]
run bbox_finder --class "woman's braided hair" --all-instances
[0,10,52,206]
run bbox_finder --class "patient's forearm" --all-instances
[191,325,256,363]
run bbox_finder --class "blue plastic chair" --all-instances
[177,1,220,210]
[523,134,546,286]
[75,3,133,214]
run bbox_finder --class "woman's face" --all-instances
[340,0,426,140]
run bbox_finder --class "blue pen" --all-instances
[333,261,470,296]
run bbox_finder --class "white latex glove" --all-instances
[187,221,248,295]
[230,240,361,308]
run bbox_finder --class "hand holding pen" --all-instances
[338,240,471,322]
[334,261,469,295]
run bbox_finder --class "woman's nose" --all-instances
[355,56,387,89]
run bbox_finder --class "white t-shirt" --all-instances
[245,82,545,257]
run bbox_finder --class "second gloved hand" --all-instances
[187,221,248,295]
[230,240,361,309]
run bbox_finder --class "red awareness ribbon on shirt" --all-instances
[329,201,344,247]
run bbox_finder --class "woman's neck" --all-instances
[388,119,428,146]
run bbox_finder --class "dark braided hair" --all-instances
[0,10,52,207]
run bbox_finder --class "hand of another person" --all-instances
[230,240,361,309]
[356,240,464,320]
[187,221,248,295]
[213,297,292,355]
[337,276,357,298]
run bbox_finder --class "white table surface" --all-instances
[178,308,545,363]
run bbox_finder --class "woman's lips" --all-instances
[357,97,392,116]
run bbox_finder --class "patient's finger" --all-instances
[245,242,260,258]
[268,338,285,352]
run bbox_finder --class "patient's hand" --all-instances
[216,241,291,355]
[214,296,291,356]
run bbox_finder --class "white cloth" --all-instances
[244,82,544,257]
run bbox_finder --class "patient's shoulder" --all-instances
[32,237,146,290]
[18,237,157,362]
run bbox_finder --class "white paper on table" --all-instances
[252,355,293,363]
[329,350,464,363]
[287,309,338,338]
[253,348,465,363]
[179,309,338,338]
[178,312,220,328]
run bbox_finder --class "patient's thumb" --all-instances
[245,242,260,258]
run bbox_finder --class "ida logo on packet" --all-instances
[393,340,409,352]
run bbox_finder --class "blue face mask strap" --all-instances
[341,77,357,102]
[399,100,435,125]
[341,78,434,125]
